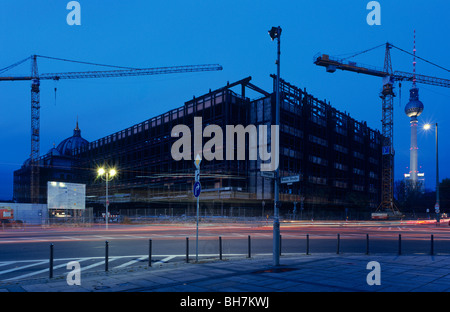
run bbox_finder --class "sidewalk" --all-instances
[1,253,449,293]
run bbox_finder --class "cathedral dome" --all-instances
[56,121,89,156]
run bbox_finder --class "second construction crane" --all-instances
[314,42,450,217]
[0,55,223,204]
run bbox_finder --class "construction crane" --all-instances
[0,55,223,204]
[314,42,450,218]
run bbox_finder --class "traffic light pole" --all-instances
[194,155,201,262]
[435,123,440,221]
[196,176,199,262]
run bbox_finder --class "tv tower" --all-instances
[404,30,424,187]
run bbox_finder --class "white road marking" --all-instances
[230,234,247,237]
[0,260,47,276]
[0,253,266,281]
[113,256,148,269]
[77,257,120,271]
[123,235,148,239]
[61,236,81,240]
[94,235,115,240]
[153,255,177,264]
[4,259,90,281]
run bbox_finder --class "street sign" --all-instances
[193,181,201,197]
[261,171,275,179]
[195,169,200,182]
[280,175,300,184]
[194,154,202,169]
[435,203,440,214]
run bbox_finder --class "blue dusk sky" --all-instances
[0,0,449,200]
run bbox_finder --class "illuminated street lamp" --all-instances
[424,123,440,222]
[97,167,117,229]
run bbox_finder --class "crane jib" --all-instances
[0,64,223,81]
[0,57,222,205]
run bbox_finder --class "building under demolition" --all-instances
[13,76,383,220]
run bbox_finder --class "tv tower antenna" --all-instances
[404,29,424,187]
[413,29,417,87]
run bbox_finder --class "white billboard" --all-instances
[47,181,85,210]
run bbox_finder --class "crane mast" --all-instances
[379,43,396,213]
[30,55,40,204]
[0,55,223,204]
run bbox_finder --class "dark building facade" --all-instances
[14,76,383,219]
[13,122,88,204]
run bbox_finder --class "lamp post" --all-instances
[97,167,117,229]
[424,123,439,221]
[269,26,281,266]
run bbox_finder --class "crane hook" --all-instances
[54,80,58,106]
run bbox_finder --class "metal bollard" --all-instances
[219,236,222,260]
[186,237,189,263]
[49,243,54,279]
[280,234,282,256]
[148,239,152,267]
[431,234,434,255]
[398,234,402,255]
[105,241,109,272]
[336,234,340,254]
[366,234,369,255]
[306,234,310,255]
[248,235,251,258]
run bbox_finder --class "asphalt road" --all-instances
[0,220,449,282]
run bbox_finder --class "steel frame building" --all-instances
[14,76,383,219]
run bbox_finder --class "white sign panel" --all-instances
[47,181,86,210]
[261,171,275,179]
[280,175,300,184]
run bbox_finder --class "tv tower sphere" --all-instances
[404,87,424,118]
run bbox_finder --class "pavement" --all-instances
[1,253,449,293]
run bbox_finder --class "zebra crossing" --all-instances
[3,225,447,283]
[0,232,282,283]
[0,254,206,282]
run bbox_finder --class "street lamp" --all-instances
[97,167,117,229]
[269,26,281,266]
[424,123,439,222]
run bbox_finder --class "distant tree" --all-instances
[394,180,406,205]
[404,187,427,216]
[345,191,369,209]
[342,191,371,220]
[394,179,435,217]
[439,178,450,212]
